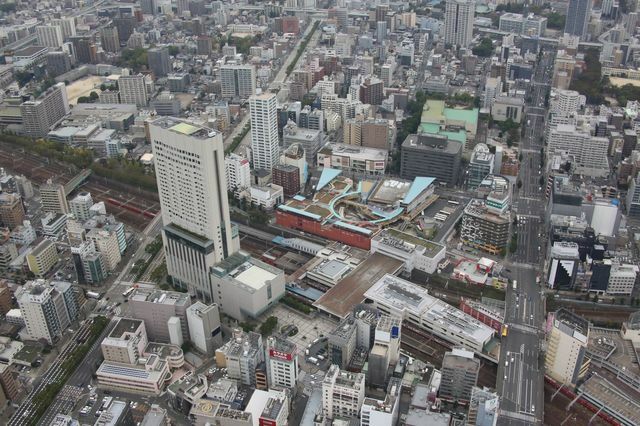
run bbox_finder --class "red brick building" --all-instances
[272,164,300,197]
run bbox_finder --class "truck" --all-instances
[308,357,318,365]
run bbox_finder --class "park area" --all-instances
[65,76,104,105]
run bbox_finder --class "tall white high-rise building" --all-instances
[36,25,64,48]
[150,117,239,302]
[444,0,475,48]
[21,82,70,138]
[551,89,585,116]
[545,309,590,385]
[69,191,94,221]
[17,280,79,344]
[225,153,251,193]
[220,65,256,99]
[249,93,280,171]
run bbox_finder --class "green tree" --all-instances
[472,38,494,58]
[547,13,565,30]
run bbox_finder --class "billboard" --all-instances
[269,349,293,361]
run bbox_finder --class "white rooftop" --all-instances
[233,264,276,290]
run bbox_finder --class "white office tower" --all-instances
[265,336,298,389]
[36,25,64,48]
[483,77,501,109]
[444,0,475,48]
[249,93,280,171]
[225,153,251,193]
[186,301,223,354]
[322,365,365,420]
[21,83,71,138]
[17,280,79,344]
[150,117,239,302]
[69,191,94,221]
[220,65,256,99]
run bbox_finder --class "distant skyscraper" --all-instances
[100,27,120,53]
[220,65,256,98]
[71,36,98,64]
[150,117,239,302]
[36,25,64,48]
[51,18,76,40]
[564,0,593,40]
[250,93,280,171]
[148,47,171,77]
[141,0,157,15]
[444,0,475,48]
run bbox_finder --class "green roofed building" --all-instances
[420,100,478,151]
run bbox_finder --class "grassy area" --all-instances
[285,20,319,76]
[30,316,110,425]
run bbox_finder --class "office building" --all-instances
[400,133,462,186]
[186,302,222,354]
[282,122,322,165]
[36,25,64,48]
[26,239,59,277]
[460,199,510,255]
[467,387,499,426]
[102,318,148,365]
[491,96,524,123]
[250,93,280,172]
[71,35,98,64]
[225,153,251,194]
[317,143,388,177]
[545,308,590,386]
[265,336,298,389]
[444,0,475,48]
[272,164,300,197]
[167,73,190,93]
[113,15,136,43]
[499,13,547,37]
[220,65,256,98]
[118,74,149,107]
[564,0,592,40]
[439,348,480,404]
[69,192,93,221]
[21,83,70,137]
[215,329,264,386]
[87,229,121,272]
[467,144,494,190]
[95,399,134,425]
[148,47,171,77]
[17,280,78,344]
[100,27,120,53]
[129,288,191,343]
[39,180,69,214]
[196,36,212,56]
[368,315,402,387]
[359,77,384,106]
[209,251,285,321]
[370,229,446,276]
[0,243,18,272]
[328,315,358,369]
[45,51,72,77]
[322,365,365,420]
[547,242,580,290]
[50,18,75,40]
[0,193,25,230]
[483,77,501,109]
[150,118,239,302]
[364,275,495,354]
[360,378,401,426]
[604,263,638,295]
[97,354,171,395]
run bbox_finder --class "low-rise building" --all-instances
[210,251,285,321]
[364,275,495,354]
[370,229,445,276]
[215,329,264,386]
[96,354,171,395]
[460,199,510,255]
[317,143,388,177]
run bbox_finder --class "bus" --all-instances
[86,291,101,299]
[438,210,451,217]
[122,287,135,298]
[434,214,447,222]
[512,280,517,290]
[448,200,460,206]
[501,324,508,337]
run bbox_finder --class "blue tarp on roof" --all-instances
[316,168,342,192]
[403,177,436,205]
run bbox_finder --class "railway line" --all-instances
[0,144,160,230]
